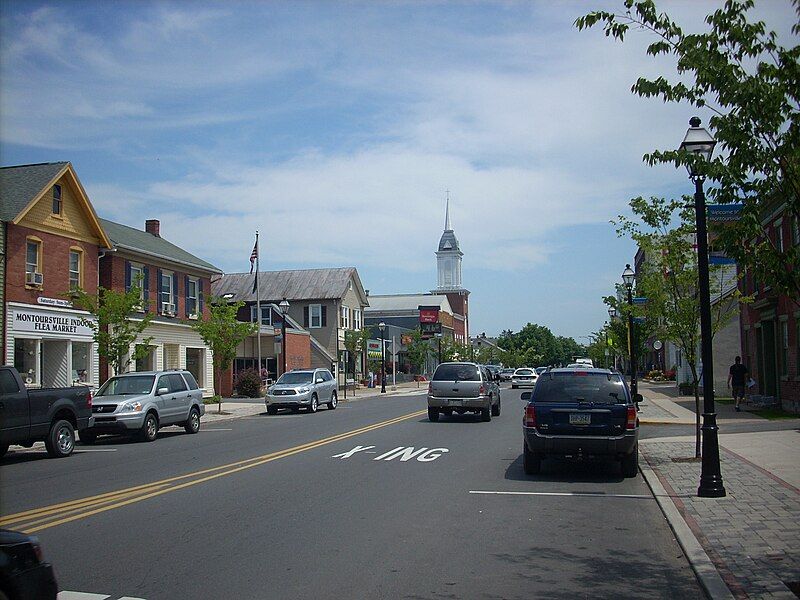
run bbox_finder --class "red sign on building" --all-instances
[418,306,440,324]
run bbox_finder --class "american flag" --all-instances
[249,238,258,273]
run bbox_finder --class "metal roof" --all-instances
[0,162,69,222]
[364,293,453,314]
[211,267,366,304]
[100,218,222,274]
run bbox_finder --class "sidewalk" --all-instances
[637,383,800,599]
[200,381,426,424]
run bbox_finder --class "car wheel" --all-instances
[481,403,492,422]
[308,394,318,413]
[45,419,75,458]
[427,407,440,422]
[184,408,201,434]
[492,396,501,417]
[523,442,541,475]
[80,431,97,445]
[621,446,639,478]
[139,412,159,442]
[267,406,278,415]
[327,391,338,410]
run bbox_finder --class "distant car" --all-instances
[566,363,592,369]
[511,368,537,389]
[573,358,594,367]
[83,370,205,444]
[500,368,515,381]
[0,529,57,600]
[522,368,641,477]
[266,369,337,414]
[427,362,500,422]
[484,365,502,381]
[535,367,548,376]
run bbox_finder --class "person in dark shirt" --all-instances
[727,356,748,412]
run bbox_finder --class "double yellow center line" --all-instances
[2,409,426,534]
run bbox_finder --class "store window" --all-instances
[185,348,205,387]
[250,305,271,326]
[13,338,39,385]
[71,342,91,384]
[69,249,83,291]
[780,320,789,377]
[135,345,156,372]
[52,184,62,215]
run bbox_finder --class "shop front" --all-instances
[5,301,99,388]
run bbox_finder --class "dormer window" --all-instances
[52,185,62,216]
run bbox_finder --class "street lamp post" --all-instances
[278,298,290,377]
[681,116,725,498]
[604,322,609,369]
[622,265,638,399]
[379,322,386,394]
[608,306,617,371]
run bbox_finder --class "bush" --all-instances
[665,369,676,381]
[234,368,263,398]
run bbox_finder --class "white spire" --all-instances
[444,190,451,231]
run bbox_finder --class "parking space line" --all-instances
[200,428,233,431]
[469,490,653,499]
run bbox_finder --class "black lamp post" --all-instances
[379,322,386,394]
[604,321,609,369]
[681,116,725,498]
[622,264,638,399]
[608,306,617,371]
[279,298,290,377]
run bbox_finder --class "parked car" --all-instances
[0,529,57,600]
[500,368,515,381]
[521,368,641,477]
[0,365,93,459]
[265,369,337,414]
[535,367,548,375]
[484,365,502,381]
[511,368,537,389]
[82,370,205,444]
[427,362,500,422]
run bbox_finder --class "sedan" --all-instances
[511,368,538,389]
[500,368,516,381]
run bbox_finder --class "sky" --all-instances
[1,0,796,340]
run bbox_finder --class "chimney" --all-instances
[145,219,160,237]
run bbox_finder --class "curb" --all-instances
[639,457,734,600]
[640,418,696,425]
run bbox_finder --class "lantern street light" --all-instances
[278,298,290,377]
[379,322,386,394]
[680,117,725,498]
[622,264,638,399]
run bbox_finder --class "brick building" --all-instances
[1,162,111,387]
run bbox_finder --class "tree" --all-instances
[406,328,431,383]
[613,196,743,456]
[576,0,800,301]
[71,280,154,380]
[496,323,585,367]
[343,328,371,396]
[191,297,257,413]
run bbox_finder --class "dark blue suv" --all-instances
[522,368,641,477]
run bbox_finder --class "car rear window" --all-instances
[433,364,480,381]
[532,372,628,404]
[515,369,533,375]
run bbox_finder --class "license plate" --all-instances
[569,413,591,425]
[448,399,463,406]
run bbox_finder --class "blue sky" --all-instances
[1,1,795,340]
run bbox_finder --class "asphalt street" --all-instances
[0,385,704,599]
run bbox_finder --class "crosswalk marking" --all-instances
[58,592,146,600]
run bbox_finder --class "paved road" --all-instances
[1,385,703,599]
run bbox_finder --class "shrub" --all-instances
[665,369,676,381]
[234,368,263,398]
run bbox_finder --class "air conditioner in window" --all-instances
[188,312,199,320]
[162,302,177,316]
[26,272,44,286]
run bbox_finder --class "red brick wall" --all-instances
[285,331,311,371]
[6,223,99,303]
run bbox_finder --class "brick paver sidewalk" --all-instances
[641,441,800,599]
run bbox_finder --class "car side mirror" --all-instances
[316,377,324,384]
[157,387,169,396]
[634,393,643,403]
[521,392,532,401]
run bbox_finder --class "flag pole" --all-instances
[255,231,262,385]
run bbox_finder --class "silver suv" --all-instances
[427,362,500,422]
[266,369,337,414]
[82,370,206,444]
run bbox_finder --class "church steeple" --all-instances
[436,194,463,290]
[444,191,451,231]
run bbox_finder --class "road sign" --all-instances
[632,297,648,305]
[709,254,736,265]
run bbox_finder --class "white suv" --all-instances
[265,369,338,414]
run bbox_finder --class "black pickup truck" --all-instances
[0,366,94,458]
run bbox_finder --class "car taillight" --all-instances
[31,538,44,563]
[479,385,486,395]
[524,405,537,427]
[626,406,637,430]
[428,382,433,394]
[86,390,93,409]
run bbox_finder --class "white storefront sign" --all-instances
[12,308,94,337]
[37,296,73,308]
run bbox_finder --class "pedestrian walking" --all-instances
[727,356,748,412]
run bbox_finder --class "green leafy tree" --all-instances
[343,328,371,396]
[191,297,257,413]
[71,280,154,380]
[576,0,800,301]
[613,196,744,456]
[496,323,585,367]
[405,328,431,383]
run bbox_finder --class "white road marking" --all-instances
[332,445,375,459]
[57,592,110,600]
[469,490,652,499]
[74,448,118,452]
[332,445,449,462]
[200,428,233,431]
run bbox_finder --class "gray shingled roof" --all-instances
[438,229,461,252]
[364,293,453,314]
[212,268,362,303]
[0,162,69,222]
[100,218,221,274]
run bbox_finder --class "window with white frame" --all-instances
[69,249,82,290]
[340,305,350,329]
[52,184,62,216]
[250,304,271,326]
[353,308,362,330]
[130,263,145,305]
[310,304,322,328]
[25,239,41,277]
[187,277,199,316]
[161,270,175,313]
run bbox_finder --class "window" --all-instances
[780,320,789,377]
[69,248,82,290]
[13,338,39,385]
[52,184,62,215]
[161,270,175,313]
[250,304,271,326]
[310,304,322,328]
[167,373,188,392]
[0,369,20,394]
[187,277,199,316]
[340,305,350,329]
[775,220,784,253]
[353,309,362,330]
[129,263,145,302]
[25,238,41,276]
